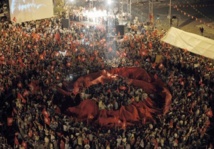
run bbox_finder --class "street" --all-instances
[131,0,214,39]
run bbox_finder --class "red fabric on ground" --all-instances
[66,99,99,120]
[63,67,172,127]
[119,105,140,122]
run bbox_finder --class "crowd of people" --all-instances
[0,3,214,149]
[63,3,125,27]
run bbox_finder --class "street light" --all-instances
[149,0,153,25]
[107,0,112,5]
[64,0,74,5]
[168,0,172,26]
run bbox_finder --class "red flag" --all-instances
[14,134,19,145]
[21,141,27,149]
[17,93,27,104]
[60,138,65,149]
[108,47,113,52]
[7,117,13,126]
[13,17,16,22]
[23,90,29,97]
[148,42,153,49]
[206,109,213,118]
[44,117,50,125]
[187,92,192,97]
[169,119,173,128]
[119,86,126,90]
[54,106,61,114]
[122,121,127,130]
[55,32,60,42]
[28,129,33,138]
[42,109,49,117]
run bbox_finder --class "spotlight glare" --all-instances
[107,0,112,5]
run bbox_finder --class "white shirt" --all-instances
[116,137,122,147]
[84,144,90,149]
[125,143,131,149]
[140,139,144,148]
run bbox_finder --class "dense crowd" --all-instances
[0,6,214,149]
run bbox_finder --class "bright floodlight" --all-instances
[107,0,112,5]
[69,0,74,2]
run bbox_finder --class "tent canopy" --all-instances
[161,27,214,59]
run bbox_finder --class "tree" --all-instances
[53,0,65,15]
